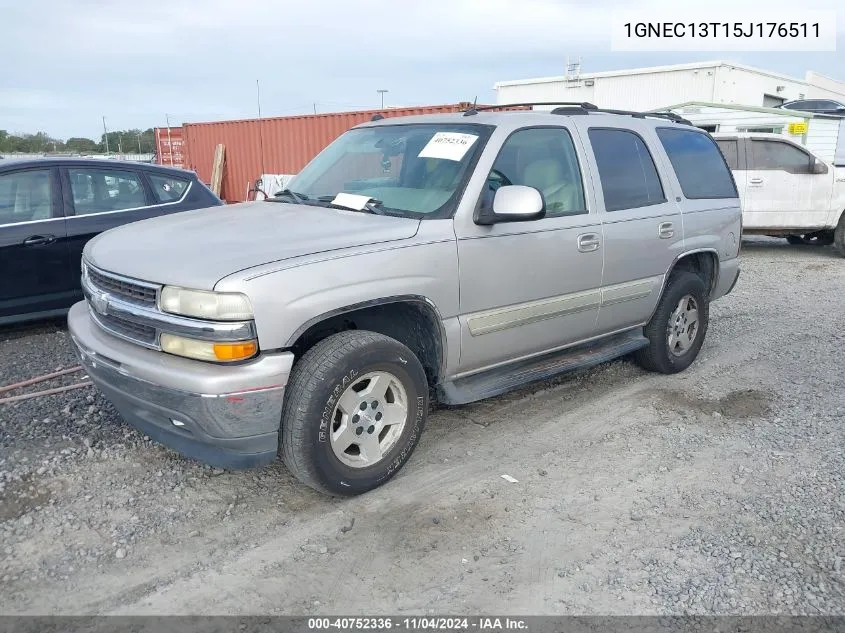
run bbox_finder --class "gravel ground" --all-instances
[1,237,844,615]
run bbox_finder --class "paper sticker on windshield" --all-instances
[331,192,374,211]
[418,132,478,161]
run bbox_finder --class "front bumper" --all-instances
[67,301,294,469]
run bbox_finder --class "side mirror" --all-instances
[810,158,828,175]
[475,185,545,226]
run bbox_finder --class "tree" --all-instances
[0,126,158,155]
[0,131,65,153]
[65,137,100,154]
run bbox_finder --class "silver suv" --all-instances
[68,104,742,496]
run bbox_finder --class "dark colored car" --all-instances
[778,99,845,115]
[0,157,222,324]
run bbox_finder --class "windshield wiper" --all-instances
[266,189,309,204]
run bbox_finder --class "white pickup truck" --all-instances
[713,132,845,255]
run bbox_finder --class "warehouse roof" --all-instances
[652,101,842,120]
[494,61,828,89]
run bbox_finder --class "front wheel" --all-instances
[635,271,709,374]
[280,330,428,496]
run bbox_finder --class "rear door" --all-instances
[742,138,830,229]
[0,167,72,321]
[577,123,683,334]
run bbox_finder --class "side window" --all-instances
[783,101,813,111]
[148,174,190,203]
[656,128,738,199]
[750,141,812,173]
[588,128,665,212]
[485,127,586,217]
[68,168,146,215]
[819,100,844,110]
[715,140,739,170]
[0,170,54,226]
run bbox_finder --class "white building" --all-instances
[494,61,845,112]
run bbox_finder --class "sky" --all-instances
[2,0,844,140]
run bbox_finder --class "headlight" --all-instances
[160,333,258,362]
[159,286,253,321]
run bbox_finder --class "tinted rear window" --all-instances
[656,128,738,199]
[588,128,665,212]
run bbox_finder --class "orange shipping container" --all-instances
[154,127,185,169]
[181,103,490,203]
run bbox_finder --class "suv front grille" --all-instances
[93,312,158,346]
[87,267,158,306]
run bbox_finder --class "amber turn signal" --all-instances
[213,341,258,361]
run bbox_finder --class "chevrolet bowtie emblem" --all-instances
[91,292,110,316]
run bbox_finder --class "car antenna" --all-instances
[463,96,479,117]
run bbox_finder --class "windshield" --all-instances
[284,123,491,218]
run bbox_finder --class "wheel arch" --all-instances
[666,249,719,296]
[284,295,447,387]
[647,249,720,324]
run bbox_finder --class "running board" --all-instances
[438,330,648,406]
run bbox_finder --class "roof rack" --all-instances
[461,102,692,125]
[463,102,598,116]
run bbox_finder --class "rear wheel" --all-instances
[635,271,709,374]
[280,330,428,496]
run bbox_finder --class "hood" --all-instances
[84,201,421,290]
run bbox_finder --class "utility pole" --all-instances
[377,89,388,109]
[137,133,142,153]
[102,116,109,155]
[313,103,317,114]
[165,114,173,166]
[256,79,266,177]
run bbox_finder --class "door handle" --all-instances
[658,222,675,239]
[23,235,57,246]
[749,178,764,185]
[577,233,601,252]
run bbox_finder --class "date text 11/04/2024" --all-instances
[624,22,820,38]
[307,618,528,631]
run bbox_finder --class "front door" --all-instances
[742,138,832,230]
[0,167,72,322]
[61,165,159,301]
[454,125,603,375]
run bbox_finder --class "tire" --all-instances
[280,330,428,496]
[835,215,845,258]
[799,231,834,246]
[634,271,709,374]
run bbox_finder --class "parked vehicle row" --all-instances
[0,158,222,324]
[9,103,843,497]
[714,133,845,254]
[67,105,741,496]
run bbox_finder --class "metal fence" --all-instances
[0,153,155,162]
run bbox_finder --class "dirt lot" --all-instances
[1,238,844,615]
